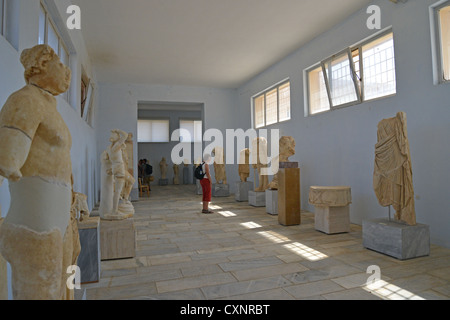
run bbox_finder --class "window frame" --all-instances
[253,79,291,129]
[0,0,5,37]
[305,28,396,116]
[39,1,71,102]
[431,1,450,84]
[137,119,171,143]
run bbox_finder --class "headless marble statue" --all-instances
[0,44,80,300]
[212,147,227,184]
[239,148,250,183]
[160,157,168,179]
[373,112,416,226]
[252,137,269,192]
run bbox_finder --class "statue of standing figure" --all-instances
[267,136,296,190]
[212,147,227,184]
[160,157,168,179]
[99,129,134,220]
[239,148,250,183]
[252,137,269,192]
[0,44,80,300]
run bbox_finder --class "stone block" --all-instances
[212,183,230,197]
[363,219,430,260]
[100,218,136,261]
[235,181,253,202]
[278,167,301,226]
[78,217,101,284]
[314,205,350,234]
[249,191,266,207]
[266,189,278,215]
[159,179,169,186]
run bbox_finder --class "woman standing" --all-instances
[200,154,214,214]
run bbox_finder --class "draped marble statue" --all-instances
[267,136,296,190]
[373,111,416,226]
[0,44,80,299]
[160,157,168,179]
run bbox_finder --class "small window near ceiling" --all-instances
[138,120,170,143]
[1,0,19,49]
[439,5,450,81]
[306,30,396,116]
[253,80,291,129]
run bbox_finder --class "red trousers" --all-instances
[200,178,212,202]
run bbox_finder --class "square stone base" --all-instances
[235,181,253,202]
[100,218,136,261]
[196,179,203,195]
[159,179,169,186]
[363,219,430,260]
[78,217,101,284]
[249,191,266,207]
[266,189,278,215]
[212,184,230,197]
[314,205,350,234]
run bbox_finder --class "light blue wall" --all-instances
[237,0,450,248]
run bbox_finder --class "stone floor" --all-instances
[82,185,450,300]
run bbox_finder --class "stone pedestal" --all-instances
[78,217,101,284]
[235,181,253,202]
[212,183,230,197]
[183,166,190,185]
[100,218,136,261]
[309,186,352,234]
[363,219,430,260]
[278,163,301,226]
[196,179,203,195]
[266,189,278,215]
[159,179,168,186]
[249,191,266,207]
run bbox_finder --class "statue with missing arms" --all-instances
[0,44,80,300]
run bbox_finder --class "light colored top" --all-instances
[309,186,352,207]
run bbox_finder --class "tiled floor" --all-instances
[82,185,450,300]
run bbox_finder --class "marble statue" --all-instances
[99,129,133,220]
[0,44,80,299]
[160,157,168,179]
[267,136,296,190]
[120,143,135,216]
[0,178,7,300]
[373,112,416,226]
[239,148,250,182]
[252,137,269,192]
[173,164,180,185]
[72,192,90,222]
[212,147,227,184]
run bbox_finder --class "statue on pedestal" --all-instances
[239,148,250,183]
[0,44,80,299]
[99,129,133,220]
[268,136,296,190]
[373,112,416,226]
[252,137,269,192]
[173,164,180,185]
[160,157,168,179]
[212,147,227,184]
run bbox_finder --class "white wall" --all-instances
[237,0,450,248]
[0,0,98,299]
[96,83,240,194]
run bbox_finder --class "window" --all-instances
[306,30,396,115]
[138,120,170,143]
[38,2,71,101]
[253,81,291,128]
[179,120,202,143]
[437,4,450,81]
[1,0,19,49]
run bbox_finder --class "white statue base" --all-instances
[249,191,266,207]
[212,184,230,197]
[100,218,136,261]
[363,219,430,260]
[235,181,253,202]
[265,189,278,215]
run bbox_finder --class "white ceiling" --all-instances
[72,0,372,89]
